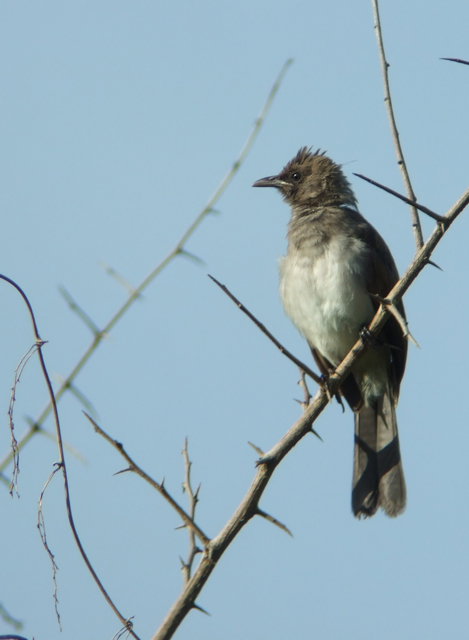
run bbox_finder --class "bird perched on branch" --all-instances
[253,147,407,518]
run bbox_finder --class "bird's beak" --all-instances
[252,175,288,189]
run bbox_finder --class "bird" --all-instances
[253,147,407,518]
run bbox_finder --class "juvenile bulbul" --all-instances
[253,147,407,518]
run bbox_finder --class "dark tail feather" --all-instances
[352,390,406,518]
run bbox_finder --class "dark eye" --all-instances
[292,171,301,181]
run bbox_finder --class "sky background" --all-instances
[1,1,469,639]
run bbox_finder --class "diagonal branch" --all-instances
[84,414,210,548]
[353,173,444,222]
[150,185,469,640]
[208,275,322,385]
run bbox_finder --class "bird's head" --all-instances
[253,147,357,212]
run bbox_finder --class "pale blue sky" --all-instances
[1,2,469,639]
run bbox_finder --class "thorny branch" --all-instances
[150,184,469,640]
[180,439,203,584]
[207,275,322,385]
[0,274,139,639]
[84,414,210,548]
[371,0,424,250]
[0,59,293,479]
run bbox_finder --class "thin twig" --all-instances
[151,186,469,640]
[84,414,210,548]
[0,274,139,640]
[37,465,62,630]
[297,368,312,409]
[369,293,420,348]
[8,342,45,496]
[372,0,424,250]
[208,275,322,385]
[181,440,203,584]
[0,59,293,478]
[441,57,469,66]
[353,173,444,222]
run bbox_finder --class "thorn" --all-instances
[178,248,206,266]
[256,507,293,537]
[428,259,443,271]
[113,467,132,476]
[99,262,140,297]
[441,57,469,66]
[248,441,264,456]
[192,603,210,616]
[311,428,323,442]
[404,330,420,350]
[174,523,186,531]
[294,397,311,412]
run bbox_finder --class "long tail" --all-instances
[351,390,406,518]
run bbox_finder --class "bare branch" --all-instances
[208,275,322,385]
[8,342,45,496]
[150,186,469,640]
[181,439,203,583]
[37,465,63,630]
[372,0,424,249]
[297,368,312,409]
[0,274,139,639]
[353,173,444,222]
[369,293,420,348]
[84,414,211,549]
[0,59,292,479]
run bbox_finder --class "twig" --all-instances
[151,185,469,640]
[208,275,322,385]
[353,173,444,222]
[297,368,312,409]
[84,414,210,548]
[180,440,203,584]
[369,293,420,348]
[37,465,62,630]
[372,0,424,250]
[0,274,139,640]
[0,59,293,478]
[441,57,469,66]
[7,342,45,496]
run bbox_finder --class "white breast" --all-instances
[279,235,375,366]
